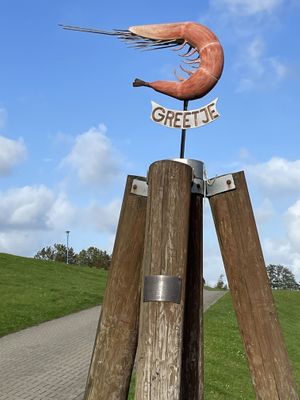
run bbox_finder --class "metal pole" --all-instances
[180,100,189,158]
[66,230,70,264]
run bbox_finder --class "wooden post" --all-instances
[84,175,147,400]
[135,160,192,400]
[181,193,204,400]
[209,171,299,400]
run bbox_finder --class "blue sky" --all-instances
[1,0,300,284]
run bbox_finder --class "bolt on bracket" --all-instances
[131,179,148,197]
[205,174,236,197]
[192,178,205,195]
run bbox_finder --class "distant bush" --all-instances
[77,247,111,270]
[34,243,77,264]
[34,244,111,270]
[215,274,228,290]
[266,264,300,290]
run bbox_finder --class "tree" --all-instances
[77,246,111,270]
[266,264,300,290]
[34,243,76,264]
[215,274,228,290]
[52,243,68,263]
[77,249,88,265]
[34,246,54,261]
[35,243,111,269]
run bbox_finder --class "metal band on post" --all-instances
[144,275,182,304]
[172,158,204,179]
[173,158,204,195]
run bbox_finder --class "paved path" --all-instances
[0,307,100,400]
[203,289,227,312]
[0,290,226,400]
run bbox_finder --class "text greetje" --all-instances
[151,99,219,129]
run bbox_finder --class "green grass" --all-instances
[204,291,300,399]
[1,253,299,398]
[204,285,227,291]
[204,293,254,399]
[128,291,300,399]
[272,291,300,386]
[128,376,136,399]
[0,252,107,337]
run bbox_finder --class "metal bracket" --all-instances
[131,174,235,198]
[144,275,182,303]
[131,177,205,196]
[131,179,148,197]
[192,178,205,195]
[205,174,236,197]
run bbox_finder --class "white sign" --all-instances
[151,98,220,129]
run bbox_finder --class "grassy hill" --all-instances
[129,292,300,399]
[203,291,300,399]
[1,253,299,398]
[0,252,107,337]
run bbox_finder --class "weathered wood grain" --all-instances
[181,193,204,400]
[135,160,192,400]
[209,171,299,400]
[84,175,147,400]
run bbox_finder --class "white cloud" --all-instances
[54,131,75,145]
[0,184,121,257]
[46,193,77,230]
[211,0,282,17]
[62,124,122,186]
[285,200,300,251]
[0,231,40,257]
[236,37,287,92]
[255,198,275,224]
[270,58,288,79]
[238,147,253,162]
[0,108,7,129]
[242,157,300,280]
[0,185,79,233]
[0,185,56,230]
[0,136,27,175]
[263,237,300,280]
[263,238,292,266]
[86,199,121,234]
[246,157,300,194]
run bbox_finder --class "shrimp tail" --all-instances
[133,78,149,87]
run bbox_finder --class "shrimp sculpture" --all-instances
[61,22,224,102]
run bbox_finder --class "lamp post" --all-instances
[66,230,70,264]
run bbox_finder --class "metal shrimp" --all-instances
[60,21,224,102]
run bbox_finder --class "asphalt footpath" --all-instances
[0,289,226,400]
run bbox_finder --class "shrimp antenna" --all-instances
[59,24,183,51]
